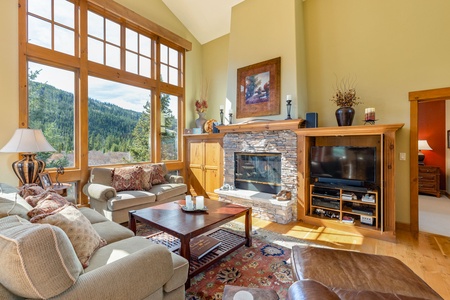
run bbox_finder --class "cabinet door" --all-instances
[204,140,223,199]
[188,140,204,196]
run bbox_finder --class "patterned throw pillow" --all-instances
[37,206,107,268]
[141,164,153,191]
[112,165,144,192]
[27,191,73,222]
[149,164,167,185]
[18,184,45,199]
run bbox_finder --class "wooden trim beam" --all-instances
[216,119,305,134]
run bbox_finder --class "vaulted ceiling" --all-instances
[162,0,245,45]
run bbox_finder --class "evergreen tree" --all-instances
[130,101,151,161]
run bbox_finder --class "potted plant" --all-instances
[331,76,362,126]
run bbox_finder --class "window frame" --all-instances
[18,0,189,205]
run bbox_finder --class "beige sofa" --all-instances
[83,163,187,223]
[0,183,189,300]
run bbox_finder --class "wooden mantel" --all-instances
[216,119,305,134]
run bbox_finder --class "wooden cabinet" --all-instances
[310,184,379,230]
[185,134,224,200]
[295,124,404,242]
[418,165,440,197]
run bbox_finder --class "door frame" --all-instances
[409,87,450,236]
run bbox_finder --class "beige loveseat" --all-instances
[83,163,187,223]
[0,183,189,300]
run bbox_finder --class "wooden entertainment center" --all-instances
[295,123,404,242]
[184,121,403,242]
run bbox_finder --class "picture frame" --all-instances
[39,172,53,189]
[236,57,281,119]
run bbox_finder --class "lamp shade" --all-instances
[418,140,432,151]
[0,129,55,185]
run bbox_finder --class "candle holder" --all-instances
[285,100,292,120]
[229,113,233,125]
[219,108,224,125]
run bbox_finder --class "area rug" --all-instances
[136,222,312,300]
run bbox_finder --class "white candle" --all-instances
[229,109,233,114]
[287,95,292,100]
[196,196,204,209]
[220,105,224,110]
[185,195,193,209]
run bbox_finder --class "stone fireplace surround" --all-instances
[215,120,302,224]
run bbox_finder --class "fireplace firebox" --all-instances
[234,152,281,194]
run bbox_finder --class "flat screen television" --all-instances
[310,146,376,186]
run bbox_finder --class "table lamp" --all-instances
[0,129,56,184]
[418,139,432,165]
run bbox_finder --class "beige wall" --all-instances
[201,35,230,125]
[0,0,201,186]
[226,0,306,122]
[303,0,450,223]
[0,0,20,185]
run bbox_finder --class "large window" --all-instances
[19,0,189,204]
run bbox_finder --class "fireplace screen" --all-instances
[234,152,282,194]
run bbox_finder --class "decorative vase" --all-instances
[335,107,355,126]
[195,112,207,132]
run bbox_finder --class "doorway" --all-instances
[409,87,450,236]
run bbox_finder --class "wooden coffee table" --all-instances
[128,198,252,287]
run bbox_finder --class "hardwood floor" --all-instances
[239,217,450,299]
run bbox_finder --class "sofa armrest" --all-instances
[288,280,340,300]
[54,244,177,300]
[165,174,184,184]
[82,183,117,202]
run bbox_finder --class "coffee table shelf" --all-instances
[147,228,246,276]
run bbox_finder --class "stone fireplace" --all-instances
[215,120,302,224]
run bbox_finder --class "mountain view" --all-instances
[28,77,177,167]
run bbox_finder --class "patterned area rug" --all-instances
[136,222,312,300]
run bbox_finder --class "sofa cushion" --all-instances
[0,183,33,211]
[91,219,134,244]
[107,191,156,211]
[150,183,187,202]
[79,206,110,224]
[37,206,107,268]
[0,215,82,299]
[0,197,30,219]
[112,165,144,192]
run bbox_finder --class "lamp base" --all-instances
[12,153,46,184]
[418,151,425,165]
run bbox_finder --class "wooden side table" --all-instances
[418,165,440,197]
[52,183,71,197]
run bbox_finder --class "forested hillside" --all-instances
[28,80,142,165]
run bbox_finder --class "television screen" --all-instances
[310,146,376,184]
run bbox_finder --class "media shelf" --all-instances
[309,184,379,230]
[295,124,403,242]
